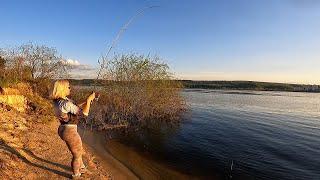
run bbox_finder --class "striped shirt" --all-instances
[53,98,85,125]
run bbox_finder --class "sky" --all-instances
[1,0,320,84]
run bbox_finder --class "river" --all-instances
[83,89,320,180]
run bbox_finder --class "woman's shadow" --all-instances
[0,140,71,178]
[22,148,72,171]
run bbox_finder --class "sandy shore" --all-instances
[0,83,139,179]
[0,106,124,179]
[79,128,138,180]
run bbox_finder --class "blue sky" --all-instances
[1,0,320,84]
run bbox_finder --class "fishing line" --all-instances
[83,5,159,135]
[94,5,159,89]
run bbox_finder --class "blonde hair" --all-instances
[51,80,69,99]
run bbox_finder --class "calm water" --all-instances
[102,89,320,180]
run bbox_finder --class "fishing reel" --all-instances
[92,91,101,101]
[89,91,100,105]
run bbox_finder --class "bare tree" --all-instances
[20,43,69,79]
[1,43,69,80]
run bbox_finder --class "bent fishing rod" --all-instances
[94,5,159,90]
[83,5,159,133]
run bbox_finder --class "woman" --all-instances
[51,80,95,178]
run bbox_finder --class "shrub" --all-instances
[71,54,186,131]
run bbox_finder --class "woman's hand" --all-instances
[81,92,96,116]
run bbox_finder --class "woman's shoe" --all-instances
[72,173,81,179]
[80,167,92,175]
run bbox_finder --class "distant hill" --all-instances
[68,79,320,92]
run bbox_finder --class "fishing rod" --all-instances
[84,5,159,133]
[94,5,159,90]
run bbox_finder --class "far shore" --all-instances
[68,79,320,93]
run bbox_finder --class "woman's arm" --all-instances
[80,92,96,116]
[77,101,86,108]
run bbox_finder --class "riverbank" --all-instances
[0,84,120,179]
[79,128,138,179]
[0,105,114,179]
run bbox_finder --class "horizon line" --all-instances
[67,78,320,86]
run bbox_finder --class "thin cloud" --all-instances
[59,58,98,79]
[65,59,80,66]
[61,58,96,70]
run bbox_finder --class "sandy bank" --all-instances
[0,82,139,179]
[79,128,138,180]
[0,105,114,179]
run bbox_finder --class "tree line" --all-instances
[181,80,320,92]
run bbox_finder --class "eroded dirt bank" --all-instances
[0,84,116,179]
[0,107,113,179]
